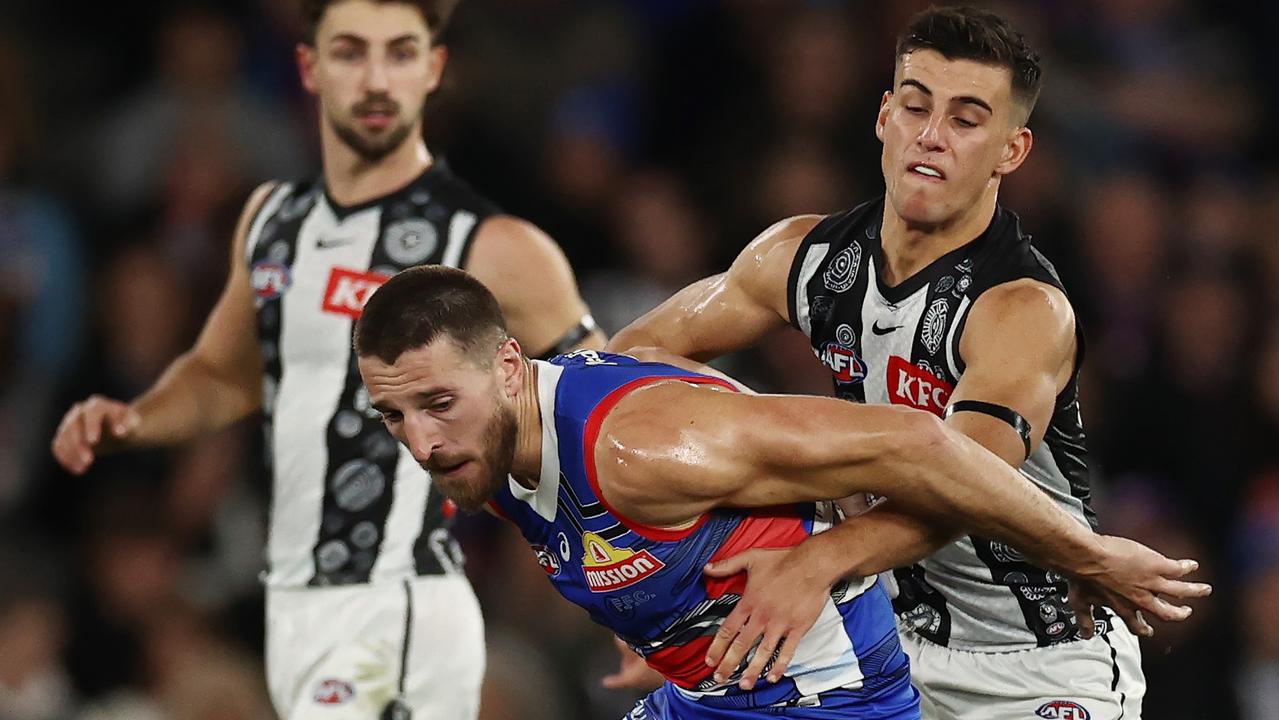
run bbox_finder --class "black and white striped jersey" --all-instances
[788,197,1098,651]
[245,164,499,588]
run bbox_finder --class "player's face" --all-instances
[297,0,445,162]
[360,337,519,513]
[876,50,1032,228]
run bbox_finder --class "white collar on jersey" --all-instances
[505,360,563,521]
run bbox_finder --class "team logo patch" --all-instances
[313,678,355,705]
[383,219,438,266]
[322,267,391,318]
[1036,700,1090,719]
[330,459,387,512]
[818,342,867,384]
[533,544,562,577]
[809,295,835,330]
[887,356,953,416]
[582,532,665,593]
[250,260,292,299]
[822,244,862,293]
[935,275,955,294]
[920,297,949,354]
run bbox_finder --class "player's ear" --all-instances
[875,91,892,142]
[425,45,448,95]
[995,126,1033,177]
[297,43,319,95]
[495,338,523,397]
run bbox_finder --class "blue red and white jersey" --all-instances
[489,350,912,710]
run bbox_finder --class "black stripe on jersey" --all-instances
[249,183,308,533]
[970,536,1077,647]
[560,474,606,518]
[891,565,952,646]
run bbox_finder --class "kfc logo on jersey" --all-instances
[887,356,953,416]
[322,267,391,318]
[313,678,354,705]
[818,342,867,384]
[582,532,665,593]
[250,260,291,299]
[1035,700,1090,720]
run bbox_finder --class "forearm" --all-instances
[797,507,959,586]
[127,352,260,447]
[882,426,1103,575]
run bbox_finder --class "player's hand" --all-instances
[702,547,830,690]
[601,636,664,691]
[51,395,140,475]
[1066,534,1212,639]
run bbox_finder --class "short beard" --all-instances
[449,402,519,514]
[327,111,414,163]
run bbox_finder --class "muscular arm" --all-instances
[605,215,819,360]
[127,183,277,445]
[53,183,276,471]
[598,383,1103,574]
[466,215,606,356]
[781,279,1082,583]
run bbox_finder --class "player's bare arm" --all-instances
[606,215,819,360]
[594,381,1208,656]
[466,215,606,356]
[51,183,276,474]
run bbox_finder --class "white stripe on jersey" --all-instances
[443,210,478,268]
[508,361,564,521]
[793,243,831,337]
[369,448,432,583]
[268,200,382,586]
[860,255,930,405]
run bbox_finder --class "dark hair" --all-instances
[354,266,508,365]
[302,0,460,45]
[896,6,1043,123]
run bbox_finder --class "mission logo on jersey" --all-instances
[582,532,665,593]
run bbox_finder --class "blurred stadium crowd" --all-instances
[0,0,1277,718]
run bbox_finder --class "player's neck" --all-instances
[879,188,998,286]
[321,129,433,208]
[510,358,543,489]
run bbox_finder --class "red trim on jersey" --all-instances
[647,636,717,689]
[703,508,809,599]
[582,375,738,543]
[486,498,512,521]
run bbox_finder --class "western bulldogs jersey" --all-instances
[491,351,915,714]
[246,164,499,587]
[788,197,1098,651]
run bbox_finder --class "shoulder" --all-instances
[963,279,1076,362]
[233,181,285,253]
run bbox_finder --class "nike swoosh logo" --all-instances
[316,237,354,249]
[871,321,903,335]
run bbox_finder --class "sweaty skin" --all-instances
[361,336,1207,696]
[607,48,1209,690]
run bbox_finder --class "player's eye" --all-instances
[905,105,928,115]
[954,117,977,128]
[380,410,402,425]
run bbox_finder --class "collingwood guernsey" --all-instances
[246,163,498,588]
[788,197,1097,651]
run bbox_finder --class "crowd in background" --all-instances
[1,0,1277,718]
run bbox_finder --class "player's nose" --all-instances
[403,416,443,465]
[916,112,946,151]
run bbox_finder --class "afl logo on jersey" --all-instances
[383,219,439,266]
[1035,700,1090,720]
[822,244,862,293]
[581,532,665,593]
[818,342,867,384]
[250,261,292,299]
